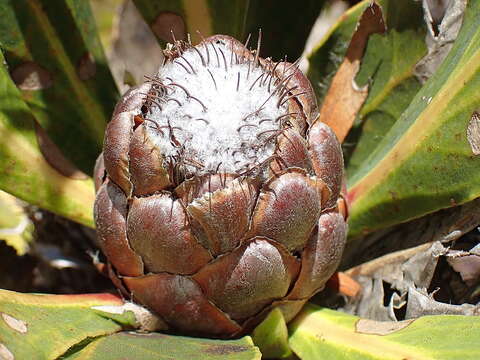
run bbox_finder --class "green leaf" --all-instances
[0,0,118,173]
[347,0,480,238]
[0,50,95,227]
[0,289,260,359]
[306,0,373,104]
[63,332,261,360]
[345,0,426,174]
[244,0,326,61]
[0,290,130,360]
[251,308,292,359]
[289,304,480,360]
[132,0,249,45]
[0,190,33,255]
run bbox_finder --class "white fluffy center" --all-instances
[145,40,288,176]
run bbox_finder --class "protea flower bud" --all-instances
[94,35,347,338]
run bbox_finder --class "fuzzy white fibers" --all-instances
[145,40,289,176]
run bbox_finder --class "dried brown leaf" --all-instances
[318,2,386,142]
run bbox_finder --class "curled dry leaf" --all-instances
[343,242,448,321]
[318,2,386,142]
[415,0,467,82]
[446,243,480,286]
[342,197,480,268]
[406,287,480,318]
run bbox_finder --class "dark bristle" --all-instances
[273,72,296,96]
[196,31,210,65]
[237,124,258,133]
[268,62,281,92]
[254,29,262,67]
[170,29,178,44]
[276,112,299,124]
[244,33,252,51]
[144,118,165,137]
[189,95,207,112]
[280,91,308,107]
[210,42,220,67]
[192,46,206,66]
[167,98,182,107]
[249,73,265,90]
[194,118,209,125]
[218,47,228,72]
[207,69,218,90]
[168,81,191,98]
[180,55,196,74]
[284,59,301,77]
[174,59,192,74]
[259,118,274,124]
[204,43,211,64]
[257,128,283,139]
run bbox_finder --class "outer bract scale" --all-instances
[94,35,348,338]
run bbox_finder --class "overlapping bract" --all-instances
[94,35,347,338]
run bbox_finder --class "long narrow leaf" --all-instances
[0,0,118,173]
[347,0,480,238]
[289,304,480,360]
[0,289,260,360]
[63,332,261,360]
[0,290,126,360]
[0,50,95,227]
[345,0,426,174]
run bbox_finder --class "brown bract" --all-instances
[94,35,347,338]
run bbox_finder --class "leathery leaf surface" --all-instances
[251,308,292,359]
[0,289,261,360]
[347,0,480,238]
[306,0,375,103]
[0,0,118,173]
[0,50,95,227]
[289,304,480,360]
[0,290,129,360]
[63,333,261,360]
[0,190,33,255]
[345,0,426,175]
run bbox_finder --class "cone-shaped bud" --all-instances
[94,34,347,338]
